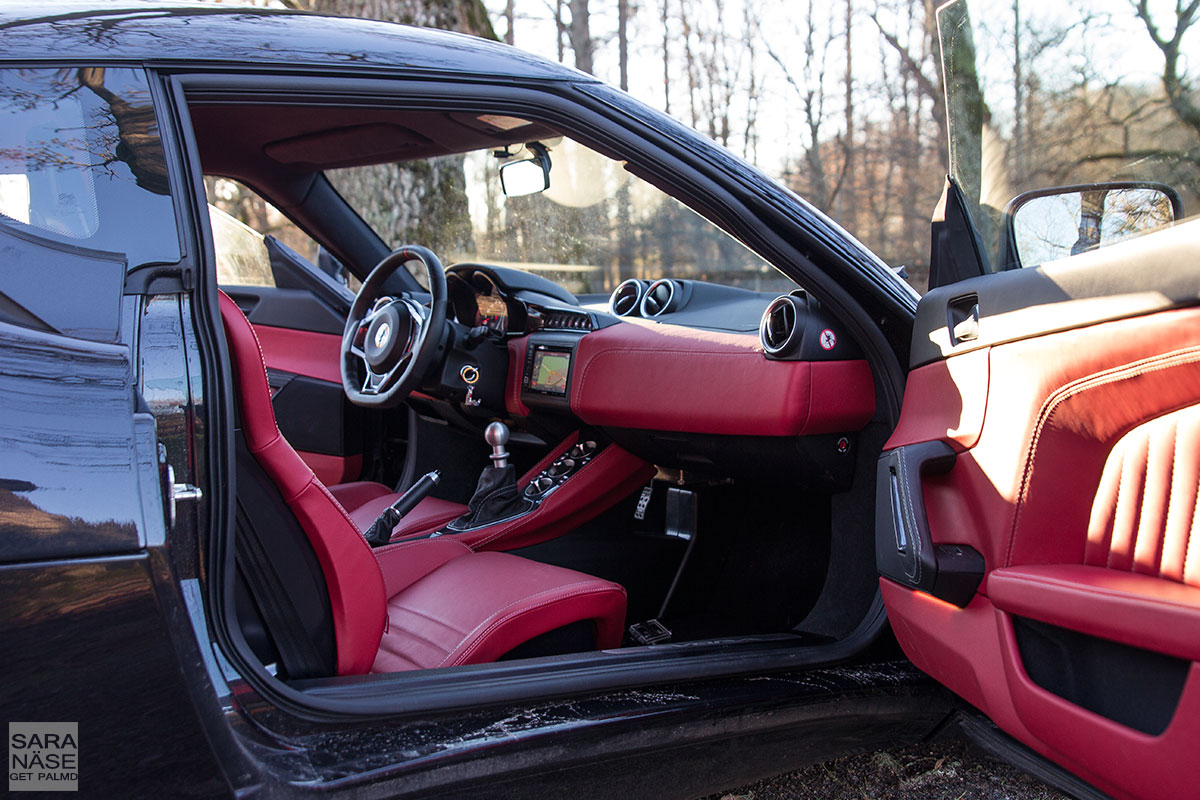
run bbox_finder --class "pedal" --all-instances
[628,619,672,645]
[633,483,653,521]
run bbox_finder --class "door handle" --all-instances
[166,464,203,528]
[875,441,984,607]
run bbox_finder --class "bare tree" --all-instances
[568,0,594,73]
[277,0,495,253]
[1131,0,1200,137]
[766,0,849,214]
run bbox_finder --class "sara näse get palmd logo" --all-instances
[9,722,78,792]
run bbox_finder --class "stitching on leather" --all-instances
[1007,346,1200,567]
[1106,447,1126,569]
[1154,419,1179,578]
[374,537,469,558]
[505,340,530,416]
[382,615,459,653]
[388,603,467,633]
[896,446,922,583]
[440,581,624,668]
[1131,432,1151,569]
[467,445,630,550]
[997,571,1200,614]
[1165,417,1181,580]
[1186,482,1199,584]
[574,347,763,406]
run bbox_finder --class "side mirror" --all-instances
[499,143,551,197]
[1003,181,1182,269]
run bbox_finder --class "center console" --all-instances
[524,437,598,499]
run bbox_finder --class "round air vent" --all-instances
[639,279,680,317]
[760,295,802,356]
[609,279,647,316]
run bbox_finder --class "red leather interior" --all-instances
[1084,404,1200,586]
[372,547,626,672]
[250,324,362,483]
[568,319,875,436]
[252,323,343,383]
[989,564,1200,662]
[883,305,1200,800]
[393,434,655,551]
[298,450,362,486]
[328,480,466,537]
[884,348,988,452]
[505,337,531,417]
[219,292,627,676]
[222,292,387,675]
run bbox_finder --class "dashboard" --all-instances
[447,263,594,338]
[441,263,876,484]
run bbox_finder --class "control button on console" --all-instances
[569,440,598,459]
[525,476,556,497]
[547,457,575,478]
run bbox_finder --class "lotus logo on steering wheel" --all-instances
[373,322,391,349]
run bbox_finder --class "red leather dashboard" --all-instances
[567,319,875,436]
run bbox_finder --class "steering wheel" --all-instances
[340,245,447,408]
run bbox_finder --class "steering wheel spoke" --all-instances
[340,246,447,408]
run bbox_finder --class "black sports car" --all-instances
[0,2,1196,799]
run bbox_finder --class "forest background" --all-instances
[208,0,1200,294]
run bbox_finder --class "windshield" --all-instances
[938,0,1200,270]
[327,135,793,297]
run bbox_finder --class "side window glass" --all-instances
[205,177,355,290]
[0,67,179,342]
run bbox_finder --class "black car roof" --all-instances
[0,1,594,83]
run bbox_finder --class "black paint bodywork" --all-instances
[0,4,947,797]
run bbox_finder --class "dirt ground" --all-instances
[709,740,1071,800]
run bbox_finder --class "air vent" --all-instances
[760,295,802,356]
[609,279,647,316]
[541,310,593,331]
[640,279,679,317]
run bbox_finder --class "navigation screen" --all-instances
[529,349,571,394]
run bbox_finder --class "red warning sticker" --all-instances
[819,328,837,350]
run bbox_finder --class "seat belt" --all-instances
[234,501,327,679]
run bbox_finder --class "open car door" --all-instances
[878,4,1200,795]
[878,198,1200,800]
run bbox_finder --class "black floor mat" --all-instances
[514,480,833,644]
[659,483,832,641]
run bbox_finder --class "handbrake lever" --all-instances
[362,469,440,547]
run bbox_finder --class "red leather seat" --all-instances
[218,291,627,674]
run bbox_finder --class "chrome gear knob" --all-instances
[485,421,510,468]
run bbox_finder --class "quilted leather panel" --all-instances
[1086,403,1200,587]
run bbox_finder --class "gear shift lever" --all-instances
[445,421,533,531]
[485,421,510,468]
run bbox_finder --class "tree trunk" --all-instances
[282,0,495,257]
[569,0,594,73]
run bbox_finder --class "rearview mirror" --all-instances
[499,143,551,197]
[1003,181,1182,268]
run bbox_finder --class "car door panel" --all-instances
[880,220,1200,800]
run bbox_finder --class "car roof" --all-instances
[0,0,594,83]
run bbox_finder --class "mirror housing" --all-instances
[1002,181,1183,269]
[499,143,551,197]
